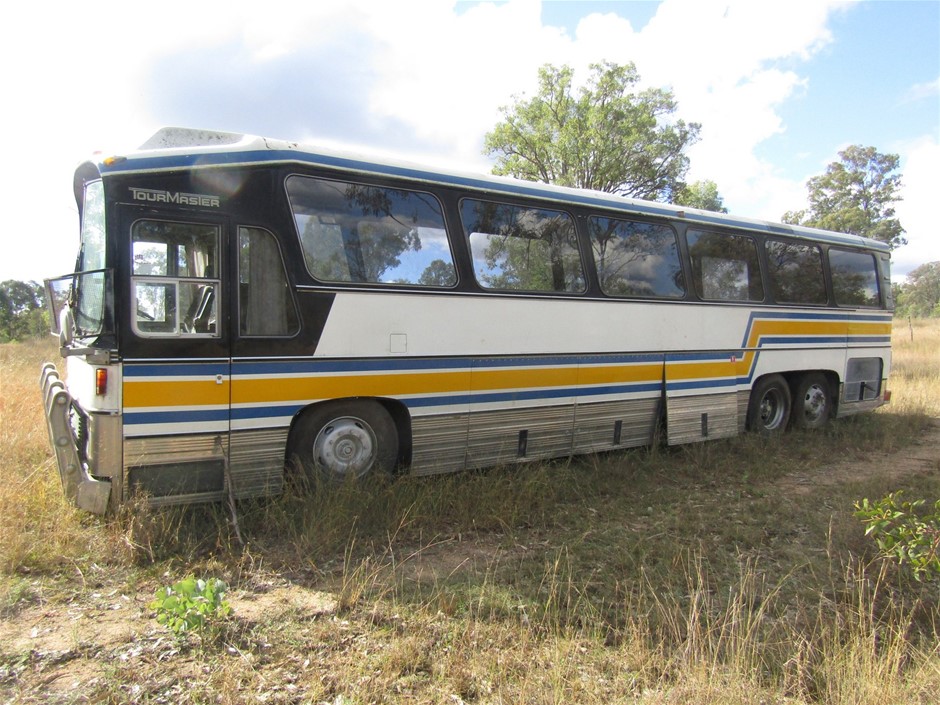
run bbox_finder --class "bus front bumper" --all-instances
[40,363,111,515]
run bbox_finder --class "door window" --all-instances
[131,220,220,337]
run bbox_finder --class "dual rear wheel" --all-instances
[746,372,833,434]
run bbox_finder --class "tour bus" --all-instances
[40,127,892,514]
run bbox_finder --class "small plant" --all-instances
[149,576,232,636]
[855,491,940,581]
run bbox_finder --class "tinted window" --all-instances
[461,199,584,293]
[829,249,880,307]
[765,239,826,304]
[588,216,684,298]
[287,176,457,287]
[687,230,764,302]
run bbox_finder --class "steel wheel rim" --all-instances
[801,383,828,424]
[313,416,377,479]
[758,388,786,430]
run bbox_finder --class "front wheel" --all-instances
[746,374,791,434]
[290,400,399,484]
[790,373,833,430]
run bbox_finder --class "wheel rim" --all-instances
[801,383,828,424]
[758,388,786,431]
[313,416,377,480]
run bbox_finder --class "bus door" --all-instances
[228,226,302,499]
[120,208,232,505]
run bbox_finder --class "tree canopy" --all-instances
[674,180,728,213]
[783,145,905,249]
[895,262,940,318]
[0,280,46,342]
[483,62,700,202]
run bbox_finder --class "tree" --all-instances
[783,145,905,249]
[674,180,728,213]
[0,280,46,342]
[895,262,940,318]
[484,62,700,202]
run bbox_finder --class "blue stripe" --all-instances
[666,378,739,392]
[125,363,229,377]
[666,351,741,362]
[125,409,229,424]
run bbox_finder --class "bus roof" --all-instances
[92,126,890,254]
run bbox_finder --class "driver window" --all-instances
[131,220,220,337]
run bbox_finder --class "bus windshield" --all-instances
[71,181,112,336]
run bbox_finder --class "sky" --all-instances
[1,0,937,283]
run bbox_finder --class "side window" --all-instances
[829,249,880,307]
[239,227,300,336]
[588,216,684,298]
[687,229,764,302]
[460,199,584,293]
[765,239,826,304]
[131,221,219,337]
[287,176,457,287]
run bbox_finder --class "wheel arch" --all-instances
[285,396,413,472]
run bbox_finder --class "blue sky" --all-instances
[1,0,937,282]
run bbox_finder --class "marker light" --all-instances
[102,156,127,166]
[95,368,108,396]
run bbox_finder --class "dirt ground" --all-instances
[2,418,939,699]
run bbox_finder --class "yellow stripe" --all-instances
[124,379,230,407]
[123,317,889,409]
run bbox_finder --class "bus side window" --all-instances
[286,176,457,288]
[765,239,826,305]
[238,227,300,337]
[460,198,584,293]
[829,249,880,308]
[687,229,764,302]
[588,215,684,298]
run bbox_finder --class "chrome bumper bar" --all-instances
[39,363,111,514]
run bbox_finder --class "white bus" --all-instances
[41,127,892,513]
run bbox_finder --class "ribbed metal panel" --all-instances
[124,430,287,502]
[230,428,288,498]
[466,406,574,468]
[124,434,226,467]
[737,390,750,433]
[666,392,739,445]
[410,413,469,476]
[572,397,659,453]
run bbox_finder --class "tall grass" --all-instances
[1,321,939,702]
[888,317,940,416]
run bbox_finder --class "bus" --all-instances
[40,127,893,514]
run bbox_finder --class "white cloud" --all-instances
[903,76,940,104]
[0,0,931,285]
[892,135,940,278]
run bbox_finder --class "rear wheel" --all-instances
[290,400,398,484]
[790,373,833,430]
[746,374,791,434]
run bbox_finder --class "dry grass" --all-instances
[887,317,940,415]
[1,320,940,703]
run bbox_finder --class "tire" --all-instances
[746,374,792,434]
[290,400,398,484]
[790,373,833,430]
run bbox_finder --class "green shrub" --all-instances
[149,576,232,636]
[855,491,940,581]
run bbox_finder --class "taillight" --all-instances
[95,368,108,396]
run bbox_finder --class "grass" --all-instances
[1,320,939,703]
